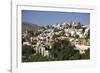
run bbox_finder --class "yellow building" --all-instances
[74,38,90,46]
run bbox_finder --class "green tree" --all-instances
[30,54,51,62]
[22,45,35,62]
[50,39,77,60]
[80,49,90,59]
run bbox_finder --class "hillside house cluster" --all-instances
[22,22,90,57]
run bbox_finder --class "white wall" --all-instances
[0,0,99,73]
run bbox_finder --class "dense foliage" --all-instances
[22,39,90,62]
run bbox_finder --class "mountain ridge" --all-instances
[22,22,42,33]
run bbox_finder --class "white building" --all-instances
[44,50,49,57]
[23,42,31,46]
[74,45,90,54]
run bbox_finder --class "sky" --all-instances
[22,10,90,26]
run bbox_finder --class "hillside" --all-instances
[22,22,42,32]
